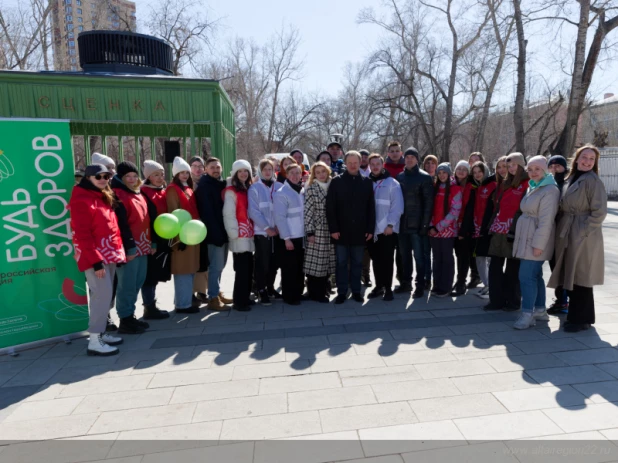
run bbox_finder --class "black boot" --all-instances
[451,283,466,297]
[118,316,146,334]
[106,315,118,332]
[143,301,170,320]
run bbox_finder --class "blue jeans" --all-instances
[335,244,364,296]
[174,273,195,309]
[141,284,157,306]
[519,259,546,313]
[207,243,228,299]
[398,232,425,285]
[116,255,148,319]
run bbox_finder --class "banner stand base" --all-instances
[0,331,88,357]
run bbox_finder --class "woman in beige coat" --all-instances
[512,156,560,330]
[548,144,608,332]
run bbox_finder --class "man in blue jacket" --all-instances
[195,157,232,310]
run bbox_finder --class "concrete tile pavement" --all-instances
[1,206,618,461]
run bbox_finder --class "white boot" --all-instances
[102,333,123,346]
[87,334,119,356]
[533,307,550,321]
[513,312,536,330]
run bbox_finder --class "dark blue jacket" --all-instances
[195,174,228,246]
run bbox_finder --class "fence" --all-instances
[599,148,618,199]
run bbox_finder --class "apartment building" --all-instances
[51,0,137,71]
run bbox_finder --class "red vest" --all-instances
[490,179,529,235]
[223,186,254,238]
[167,183,199,219]
[113,187,152,256]
[473,180,497,238]
[141,185,167,216]
[432,183,462,238]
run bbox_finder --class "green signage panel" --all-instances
[0,119,88,350]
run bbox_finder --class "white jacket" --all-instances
[372,176,404,237]
[223,180,255,253]
[248,179,282,237]
[273,181,305,240]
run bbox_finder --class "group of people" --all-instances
[69,141,607,357]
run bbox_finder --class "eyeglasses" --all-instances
[95,174,111,180]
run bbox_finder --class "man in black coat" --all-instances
[396,147,434,298]
[326,151,376,304]
[195,157,232,310]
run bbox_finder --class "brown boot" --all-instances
[208,297,230,311]
[218,292,233,305]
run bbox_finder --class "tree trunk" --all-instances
[513,0,526,154]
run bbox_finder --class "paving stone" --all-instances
[448,322,513,335]
[328,331,394,345]
[450,343,524,360]
[259,372,341,394]
[352,340,427,356]
[452,371,539,394]
[289,385,377,412]
[554,348,618,366]
[485,353,569,372]
[512,338,590,354]
[148,367,233,388]
[320,401,417,433]
[453,410,563,440]
[389,326,454,341]
[573,380,618,403]
[408,392,507,422]
[263,336,330,349]
[286,346,358,361]
[220,411,322,440]
[0,361,34,387]
[193,393,287,422]
[310,354,386,373]
[0,435,117,463]
[209,349,287,368]
[492,385,587,411]
[543,403,618,432]
[340,365,422,387]
[3,357,71,387]
[170,378,259,404]
[401,442,516,463]
[577,334,618,349]
[414,359,495,379]
[140,442,254,463]
[58,374,154,397]
[371,378,461,403]
[89,403,196,434]
[73,387,174,414]
[191,340,263,354]
[0,413,99,441]
[480,330,548,344]
[3,397,83,422]
[382,349,457,367]
[526,365,614,386]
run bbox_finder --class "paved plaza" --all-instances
[1,205,618,462]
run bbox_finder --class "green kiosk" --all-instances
[0,31,235,354]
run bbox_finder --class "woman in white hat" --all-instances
[223,159,256,311]
[166,157,201,314]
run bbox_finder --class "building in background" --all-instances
[51,0,136,71]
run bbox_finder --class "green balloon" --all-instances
[172,208,192,227]
[154,213,180,239]
[179,220,207,245]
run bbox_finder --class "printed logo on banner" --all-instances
[0,120,88,349]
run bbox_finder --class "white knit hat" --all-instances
[230,159,252,179]
[143,160,164,179]
[91,152,115,168]
[455,160,470,172]
[172,157,191,177]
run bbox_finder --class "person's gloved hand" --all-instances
[506,230,515,243]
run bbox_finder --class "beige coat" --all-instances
[166,187,200,275]
[512,181,560,261]
[548,172,607,291]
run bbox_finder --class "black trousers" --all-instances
[430,237,455,293]
[368,233,397,290]
[362,248,371,281]
[306,275,328,300]
[254,235,277,291]
[566,285,595,324]
[233,252,254,307]
[281,238,305,303]
[455,238,479,286]
[489,257,521,309]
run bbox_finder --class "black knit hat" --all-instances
[359,149,371,157]
[116,161,138,179]
[317,150,333,163]
[548,155,568,170]
[84,164,110,177]
[404,146,420,160]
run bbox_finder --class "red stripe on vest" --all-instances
[223,186,254,238]
[113,188,152,256]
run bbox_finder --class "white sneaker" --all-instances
[476,286,490,299]
[87,334,119,356]
[533,308,550,321]
[102,333,123,346]
[513,312,536,330]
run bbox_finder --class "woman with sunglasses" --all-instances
[68,164,126,356]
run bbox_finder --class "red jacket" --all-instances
[112,177,152,256]
[431,182,463,238]
[489,179,529,235]
[384,157,405,178]
[141,184,167,216]
[473,178,497,238]
[68,183,126,272]
[167,183,199,220]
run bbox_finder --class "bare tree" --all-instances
[147,0,219,75]
[512,0,526,153]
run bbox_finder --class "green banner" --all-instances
[0,119,88,350]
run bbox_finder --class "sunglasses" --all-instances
[95,174,111,180]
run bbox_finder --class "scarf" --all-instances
[315,179,330,192]
[262,179,274,188]
[370,169,387,182]
[288,180,302,194]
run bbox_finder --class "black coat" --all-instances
[326,171,375,246]
[142,188,171,285]
[396,165,434,234]
[195,174,228,247]
[474,175,498,257]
